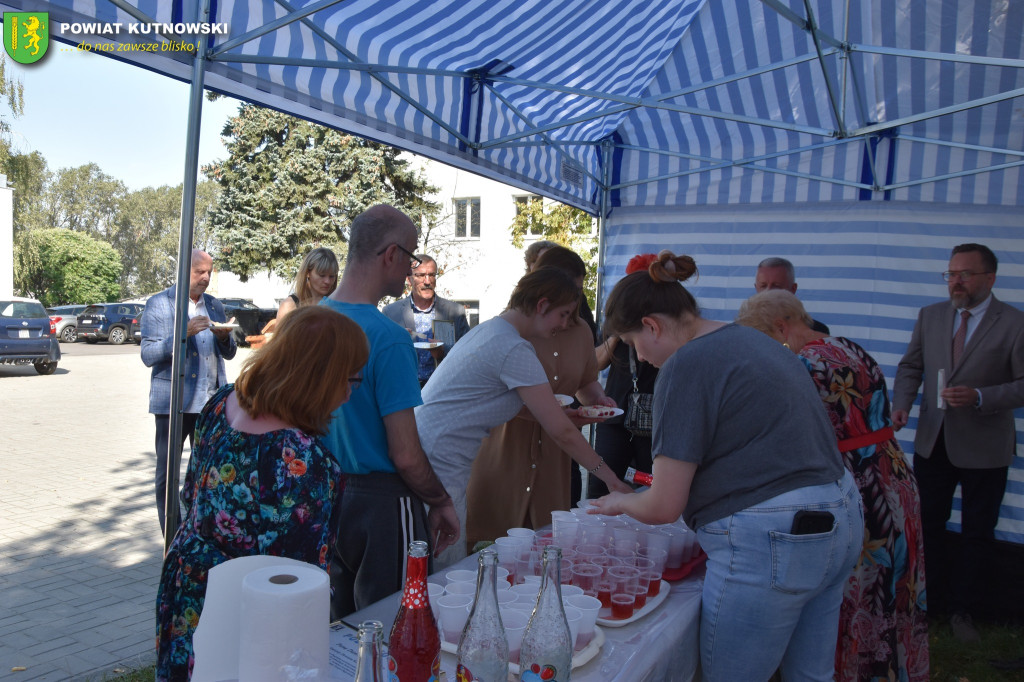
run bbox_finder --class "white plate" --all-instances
[440,625,604,673]
[554,394,574,407]
[595,580,669,627]
[414,341,444,349]
[577,406,624,419]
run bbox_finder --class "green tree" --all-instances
[4,150,49,234]
[15,228,122,306]
[509,197,599,309]
[204,104,440,279]
[0,54,25,168]
[42,163,127,238]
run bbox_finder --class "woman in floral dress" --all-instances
[738,290,928,682]
[155,307,368,681]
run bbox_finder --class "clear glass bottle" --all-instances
[456,548,509,681]
[388,540,441,682]
[518,546,572,681]
[354,620,386,682]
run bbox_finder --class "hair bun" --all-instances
[648,250,697,283]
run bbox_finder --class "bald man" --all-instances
[141,249,237,533]
[321,205,459,619]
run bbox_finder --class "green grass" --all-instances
[106,617,1023,681]
[929,616,1024,682]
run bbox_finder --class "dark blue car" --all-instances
[76,302,145,345]
[1,297,61,375]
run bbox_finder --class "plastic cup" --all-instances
[427,582,444,623]
[505,600,535,614]
[559,584,584,599]
[493,536,521,563]
[578,517,608,547]
[444,581,476,596]
[610,592,635,620]
[445,569,477,585]
[609,547,637,566]
[611,526,639,554]
[570,564,602,596]
[515,550,541,584]
[639,547,668,582]
[495,590,518,606]
[559,558,574,585]
[566,594,601,649]
[500,608,530,665]
[564,606,582,650]
[663,524,688,569]
[574,543,606,561]
[642,528,672,558]
[495,566,511,586]
[435,594,472,644]
[608,565,640,619]
[552,517,579,548]
[510,582,540,604]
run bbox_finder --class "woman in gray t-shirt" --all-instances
[590,251,863,682]
[417,268,630,568]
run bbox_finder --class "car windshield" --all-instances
[1,301,47,318]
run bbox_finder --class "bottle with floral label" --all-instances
[518,546,572,682]
[388,540,441,682]
[456,548,508,681]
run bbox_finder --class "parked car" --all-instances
[218,297,277,346]
[129,309,143,344]
[1,297,61,374]
[76,302,145,345]
[46,304,88,343]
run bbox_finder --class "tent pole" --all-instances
[164,2,211,555]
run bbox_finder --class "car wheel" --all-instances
[85,338,98,344]
[109,327,126,345]
[60,326,78,343]
[34,361,57,375]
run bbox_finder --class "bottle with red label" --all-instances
[388,540,441,682]
[625,467,653,487]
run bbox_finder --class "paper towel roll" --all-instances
[238,563,330,682]
[192,556,326,682]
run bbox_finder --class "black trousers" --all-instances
[154,413,198,535]
[914,428,1008,615]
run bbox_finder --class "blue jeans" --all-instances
[697,471,863,681]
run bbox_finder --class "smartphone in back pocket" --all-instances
[791,510,835,535]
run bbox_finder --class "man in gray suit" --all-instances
[141,249,237,533]
[382,254,470,387]
[893,243,1024,641]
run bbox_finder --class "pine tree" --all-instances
[204,104,440,280]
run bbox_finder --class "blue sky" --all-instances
[6,46,239,190]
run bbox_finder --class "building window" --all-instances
[454,197,481,238]
[455,300,480,328]
[515,194,544,237]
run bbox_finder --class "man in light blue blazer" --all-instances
[141,249,237,533]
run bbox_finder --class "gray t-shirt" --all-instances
[416,317,549,493]
[654,324,843,529]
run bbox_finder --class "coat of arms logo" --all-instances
[4,12,49,64]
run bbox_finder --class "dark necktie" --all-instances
[952,309,971,366]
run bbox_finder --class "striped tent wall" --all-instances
[601,201,1024,544]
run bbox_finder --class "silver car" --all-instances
[46,304,87,343]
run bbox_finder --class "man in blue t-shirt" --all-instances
[321,205,459,619]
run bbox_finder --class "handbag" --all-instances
[623,348,654,438]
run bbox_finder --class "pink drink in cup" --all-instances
[610,593,635,619]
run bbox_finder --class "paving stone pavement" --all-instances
[0,347,250,681]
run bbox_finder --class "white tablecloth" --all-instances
[334,553,704,682]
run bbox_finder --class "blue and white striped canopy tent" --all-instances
[7,0,1022,541]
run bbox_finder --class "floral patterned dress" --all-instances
[798,337,929,682]
[155,385,343,681]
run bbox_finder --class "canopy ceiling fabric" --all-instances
[17,0,1024,213]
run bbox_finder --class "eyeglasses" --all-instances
[941,270,993,282]
[348,376,363,386]
[377,243,423,269]
[411,272,438,279]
